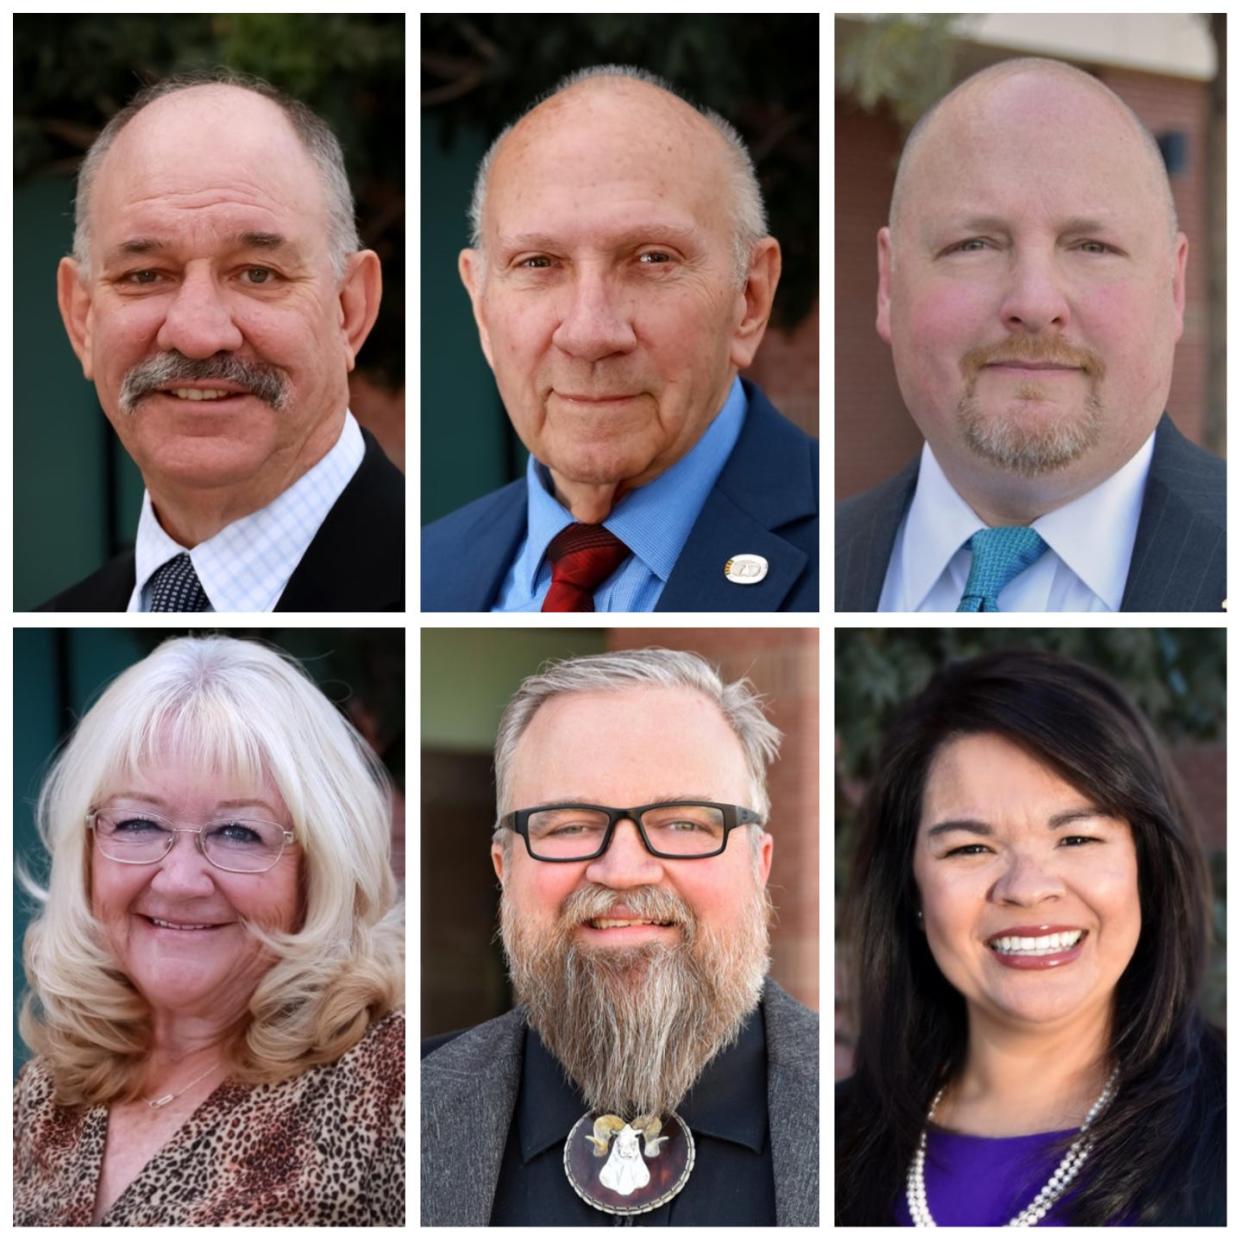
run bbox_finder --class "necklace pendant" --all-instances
[147,1093,174,1109]
[563,1110,695,1216]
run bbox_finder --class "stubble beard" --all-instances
[499,878,772,1118]
[957,387,1105,478]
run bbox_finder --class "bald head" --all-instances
[469,65,768,283]
[889,58,1178,244]
[73,72,360,279]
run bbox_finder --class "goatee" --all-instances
[499,878,771,1118]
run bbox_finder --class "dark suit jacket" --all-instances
[421,381,818,611]
[421,979,819,1226]
[37,430,404,612]
[835,415,1225,612]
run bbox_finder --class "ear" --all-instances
[57,257,95,379]
[459,248,495,368]
[756,830,774,887]
[338,249,383,371]
[1170,232,1189,342]
[876,226,894,345]
[728,237,781,370]
[491,840,507,884]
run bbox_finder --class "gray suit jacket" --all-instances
[421,979,818,1225]
[835,414,1226,612]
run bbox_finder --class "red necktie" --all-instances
[541,524,631,612]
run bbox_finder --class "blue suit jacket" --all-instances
[422,382,818,611]
[835,414,1225,612]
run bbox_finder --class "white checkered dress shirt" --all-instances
[128,412,365,613]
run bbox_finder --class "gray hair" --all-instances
[493,647,783,846]
[71,68,362,281]
[889,57,1179,241]
[467,64,768,286]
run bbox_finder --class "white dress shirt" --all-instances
[128,412,365,612]
[878,433,1156,612]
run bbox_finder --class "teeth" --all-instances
[589,918,670,929]
[149,917,216,930]
[169,388,235,401]
[990,931,1084,955]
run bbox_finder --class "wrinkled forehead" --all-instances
[485,81,734,243]
[89,86,326,248]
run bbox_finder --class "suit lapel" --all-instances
[657,489,809,610]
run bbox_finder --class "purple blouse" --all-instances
[895,1125,1082,1226]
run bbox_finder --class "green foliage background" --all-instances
[14,13,405,389]
[836,628,1226,1025]
[421,13,819,329]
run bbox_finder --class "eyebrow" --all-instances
[104,232,300,264]
[937,214,1122,237]
[107,792,282,817]
[925,807,1109,838]
[497,224,703,253]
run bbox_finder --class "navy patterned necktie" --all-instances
[148,552,210,612]
[957,527,1048,612]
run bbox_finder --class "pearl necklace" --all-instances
[906,1067,1119,1227]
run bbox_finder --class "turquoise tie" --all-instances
[957,527,1048,612]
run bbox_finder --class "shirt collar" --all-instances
[900,434,1156,611]
[132,411,364,612]
[512,376,748,594]
[515,1002,767,1162]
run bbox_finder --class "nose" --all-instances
[990,850,1066,908]
[147,832,216,898]
[551,268,637,361]
[583,817,664,888]
[998,247,1072,335]
[155,264,245,358]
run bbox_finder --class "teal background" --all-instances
[14,180,145,609]
[420,122,523,524]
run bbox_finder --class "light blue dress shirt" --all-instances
[492,377,748,612]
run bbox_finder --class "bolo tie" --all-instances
[563,1109,695,1218]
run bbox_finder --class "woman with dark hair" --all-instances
[836,649,1225,1226]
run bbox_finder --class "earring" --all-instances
[915,909,924,925]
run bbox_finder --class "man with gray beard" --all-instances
[837,57,1224,613]
[38,68,402,612]
[421,649,818,1226]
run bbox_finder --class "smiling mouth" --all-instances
[988,930,1086,956]
[585,917,676,930]
[141,915,228,931]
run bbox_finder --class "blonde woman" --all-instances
[15,636,404,1225]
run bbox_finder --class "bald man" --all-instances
[422,66,818,613]
[837,57,1224,613]
[39,69,401,613]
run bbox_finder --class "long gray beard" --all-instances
[499,880,771,1117]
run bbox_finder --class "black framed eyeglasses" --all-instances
[88,809,295,875]
[498,801,763,862]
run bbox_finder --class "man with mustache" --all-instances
[837,57,1225,612]
[39,69,401,611]
[421,649,819,1225]
[422,65,818,613]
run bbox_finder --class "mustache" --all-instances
[119,352,289,413]
[961,337,1106,383]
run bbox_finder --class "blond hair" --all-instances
[19,636,403,1105]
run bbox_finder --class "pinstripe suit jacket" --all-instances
[421,979,818,1226]
[835,415,1225,612]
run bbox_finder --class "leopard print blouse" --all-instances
[14,1011,404,1226]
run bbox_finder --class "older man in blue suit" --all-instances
[423,66,818,612]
